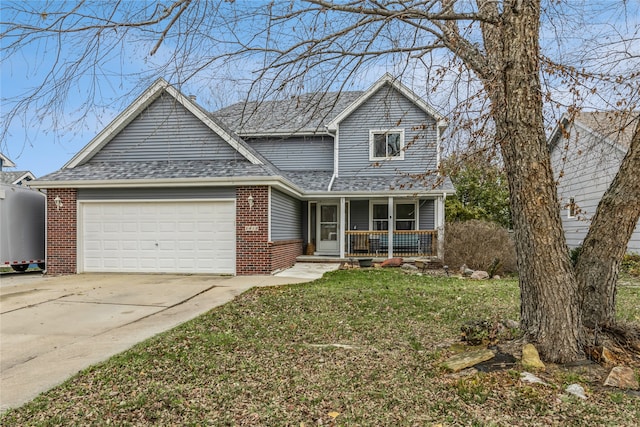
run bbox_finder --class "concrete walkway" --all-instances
[0,263,339,412]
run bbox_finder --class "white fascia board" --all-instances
[28,176,303,196]
[12,171,36,184]
[238,130,334,138]
[303,189,452,198]
[163,85,264,165]
[326,73,446,131]
[0,153,16,167]
[65,79,170,168]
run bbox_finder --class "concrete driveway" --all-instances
[0,264,339,412]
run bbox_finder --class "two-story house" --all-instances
[549,111,640,253]
[31,74,454,275]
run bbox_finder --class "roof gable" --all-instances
[549,111,638,154]
[0,171,36,185]
[327,73,446,131]
[0,153,16,169]
[65,79,265,168]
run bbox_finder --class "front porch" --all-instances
[345,229,438,258]
[304,196,445,260]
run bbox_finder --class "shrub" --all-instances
[569,246,582,267]
[445,220,517,275]
[621,253,640,277]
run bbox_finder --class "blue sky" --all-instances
[1,1,638,178]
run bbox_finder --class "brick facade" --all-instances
[46,188,77,274]
[235,186,303,275]
[44,185,301,276]
[269,239,304,272]
[236,186,271,275]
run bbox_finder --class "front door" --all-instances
[316,203,339,254]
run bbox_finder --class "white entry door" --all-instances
[316,203,339,254]
[80,200,235,274]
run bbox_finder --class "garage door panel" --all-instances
[81,201,235,274]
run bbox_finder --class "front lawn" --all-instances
[2,270,639,426]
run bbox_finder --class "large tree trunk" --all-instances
[576,120,640,327]
[479,0,583,362]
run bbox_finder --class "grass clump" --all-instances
[2,270,639,426]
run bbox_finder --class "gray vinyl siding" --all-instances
[271,189,302,241]
[349,200,369,230]
[419,199,435,230]
[551,126,640,253]
[77,187,235,200]
[91,93,244,162]
[338,84,438,176]
[247,136,334,171]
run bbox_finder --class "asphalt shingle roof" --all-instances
[214,91,364,135]
[280,171,333,192]
[575,111,638,149]
[0,171,34,185]
[37,160,275,182]
[330,175,455,193]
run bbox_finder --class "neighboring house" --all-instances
[0,153,16,170]
[0,171,36,186]
[31,74,454,275]
[549,111,640,253]
[0,153,37,185]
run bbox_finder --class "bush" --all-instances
[569,246,582,267]
[621,253,640,277]
[445,220,517,275]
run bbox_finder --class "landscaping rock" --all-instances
[460,264,474,277]
[446,367,478,379]
[441,348,495,372]
[522,344,545,370]
[381,257,403,268]
[503,319,520,330]
[603,366,639,390]
[565,384,587,400]
[520,371,548,386]
[401,263,418,271]
[470,270,490,280]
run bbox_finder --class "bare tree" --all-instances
[2,0,639,362]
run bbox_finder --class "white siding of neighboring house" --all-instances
[337,84,438,176]
[551,124,640,253]
[91,93,245,162]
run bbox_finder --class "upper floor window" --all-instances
[370,129,405,161]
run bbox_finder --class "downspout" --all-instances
[328,174,336,191]
[328,124,339,191]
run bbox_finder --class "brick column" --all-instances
[236,186,270,275]
[46,188,77,274]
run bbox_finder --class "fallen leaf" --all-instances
[328,411,340,419]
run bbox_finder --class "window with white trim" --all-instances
[395,203,416,230]
[372,204,389,230]
[370,129,405,160]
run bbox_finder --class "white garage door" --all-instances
[80,201,235,274]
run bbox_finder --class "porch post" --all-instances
[388,196,394,258]
[437,194,446,260]
[339,197,346,259]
